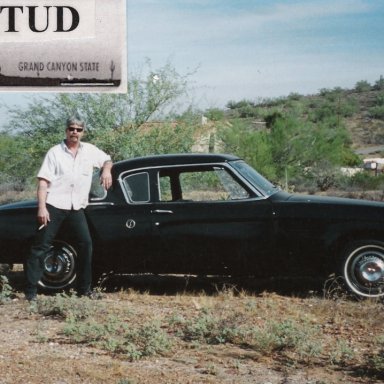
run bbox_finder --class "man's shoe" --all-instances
[25,293,37,302]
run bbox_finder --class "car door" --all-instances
[86,170,157,273]
[150,164,275,276]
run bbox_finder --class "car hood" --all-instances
[268,191,384,223]
[284,193,384,207]
[0,199,37,211]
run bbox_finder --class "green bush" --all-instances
[355,80,372,92]
[218,119,277,180]
[343,172,384,190]
[310,98,357,123]
[205,108,225,121]
[37,292,97,320]
[370,106,384,119]
[369,336,384,371]
[226,100,264,118]
[35,293,173,361]
[0,274,13,304]
[63,317,172,360]
[374,76,384,91]
[179,310,240,345]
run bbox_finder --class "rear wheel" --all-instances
[342,240,384,298]
[38,240,77,291]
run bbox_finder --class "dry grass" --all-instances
[0,270,384,383]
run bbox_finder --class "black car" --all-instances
[1,153,384,298]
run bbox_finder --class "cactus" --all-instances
[110,60,116,80]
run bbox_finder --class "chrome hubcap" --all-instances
[357,255,384,284]
[345,246,384,297]
[39,242,76,289]
[44,253,73,281]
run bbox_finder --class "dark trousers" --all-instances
[25,204,93,295]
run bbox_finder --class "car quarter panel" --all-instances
[0,202,37,264]
[269,193,384,276]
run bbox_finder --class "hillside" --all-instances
[344,91,384,151]
[224,87,384,156]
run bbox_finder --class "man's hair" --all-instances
[66,116,86,129]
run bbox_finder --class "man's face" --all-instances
[66,123,84,144]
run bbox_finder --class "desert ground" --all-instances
[0,268,383,384]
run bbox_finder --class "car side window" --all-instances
[89,168,107,201]
[158,167,250,202]
[122,172,150,203]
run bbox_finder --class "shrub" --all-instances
[345,172,384,190]
[0,274,13,304]
[255,320,323,360]
[370,106,384,120]
[36,292,97,320]
[330,340,356,365]
[369,336,384,371]
[205,108,225,121]
[179,310,240,345]
[36,295,172,361]
[355,80,372,93]
[63,317,172,360]
[373,76,384,91]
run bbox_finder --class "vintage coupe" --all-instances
[0,153,384,298]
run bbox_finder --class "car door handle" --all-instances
[151,209,173,214]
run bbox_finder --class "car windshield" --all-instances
[230,160,279,196]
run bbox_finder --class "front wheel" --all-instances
[342,240,384,298]
[38,240,77,291]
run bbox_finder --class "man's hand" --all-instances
[100,161,113,190]
[37,178,50,227]
[37,206,50,227]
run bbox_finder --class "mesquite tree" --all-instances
[1,59,195,188]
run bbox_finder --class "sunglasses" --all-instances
[68,127,84,132]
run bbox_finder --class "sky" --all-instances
[1,0,384,123]
[127,0,384,107]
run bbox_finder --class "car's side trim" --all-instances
[88,202,115,206]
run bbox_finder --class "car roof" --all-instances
[112,153,241,174]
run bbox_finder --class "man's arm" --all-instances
[100,160,113,190]
[37,178,50,226]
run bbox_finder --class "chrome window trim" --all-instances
[229,160,280,197]
[120,171,151,204]
[118,161,269,203]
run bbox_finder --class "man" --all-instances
[24,116,113,301]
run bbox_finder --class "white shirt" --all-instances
[37,141,111,210]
